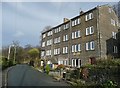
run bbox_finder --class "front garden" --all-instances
[63,59,120,87]
[40,58,120,87]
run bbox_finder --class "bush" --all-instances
[46,64,50,74]
[57,64,65,70]
[70,68,81,79]
[2,57,8,70]
[29,60,34,66]
[96,59,120,66]
[2,57,15,70]
[102,80,117,88]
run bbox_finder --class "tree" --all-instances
[57,64,65,76]
[28,48,39,59]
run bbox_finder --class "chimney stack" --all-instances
[80,11,84,15]
[63,18,69,23]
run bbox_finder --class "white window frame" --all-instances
[42,42,45,47]
[72,45,74,52]
[86,41,95,50]
[63,47,68,54]
[47,31,53,36]
[111,19,115,26]
[86,43,89,50]
[46,50,51,56]
[78,44,81,51]
[109,8,112,13]
[63,47,65,54]
[86,27,89,35]
[86,26,94,35]
[113,46,118,53]
[64,23,69,30]
[41,51,45,57]
[54,37,60,44]
[89,13,93,19]
[72,32,74,39]
[90,41,95,50]
[74,19,77,26]
[43,34,46,38]
[63,35,68,41]
[72,21,74,26]
[90,26,94,34]
[74,45,77,52]
[78,18,80,24]
[47,39,52,46]
[112,32,117,39]
[85,13,93,21]
[78,30,81,37]
[85,14,89,21]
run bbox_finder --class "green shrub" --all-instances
[46,64,50,74]
[2,57,8,70]
[102,80,117,88]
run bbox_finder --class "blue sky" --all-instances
[2,2,118,47]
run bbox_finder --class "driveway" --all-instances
[5,64,70,86]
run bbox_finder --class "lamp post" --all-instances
[7,44,16,64]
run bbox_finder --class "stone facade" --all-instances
[41,5,119,67]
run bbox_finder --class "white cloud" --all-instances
[13,31,24,37]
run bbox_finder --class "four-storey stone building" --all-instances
[41,5,119,67]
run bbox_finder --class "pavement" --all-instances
[3,64,70,86]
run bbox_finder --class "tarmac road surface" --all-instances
[6,64,70,86]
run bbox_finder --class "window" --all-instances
[47,39,52,46]
[78,44,81,51]
[116,21,119,27]
[42,42,45,47]
[72,32,74,39]
[72,21,75,26]
[74,45,77,52]
[111,19,115,26]
[85,13,93,21]
[90,41,95,50]
[72,59,81,67]
[90,26,94,34]
[86,42,89,50]
[78,31,81,37]
[109,8,112,13]
[47,31,53,36]
[63,60,67,65]
[78,18,80,24]
[46,50,51,56]
[86,26,94,35]
[58,60,67,65]
[54,48,60,55]
[86,41,95,50]
[55,27,61,33]
[63,34,68,41]
[54,37,60,44]
[72,30,81,39]
[41,51,45,57]
[72,44,81,52]
[43,34,46,38]
[64,23,69,30]
[63,47,68,54]
[113,46,118,53]
[72,45,74,52]
[75,32,77,38]
[112,32,117,39]
[86,28,89,36]
[72,18,80,26]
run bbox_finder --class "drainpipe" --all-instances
[97,6,101,59]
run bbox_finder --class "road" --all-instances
[5,64,70,86]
